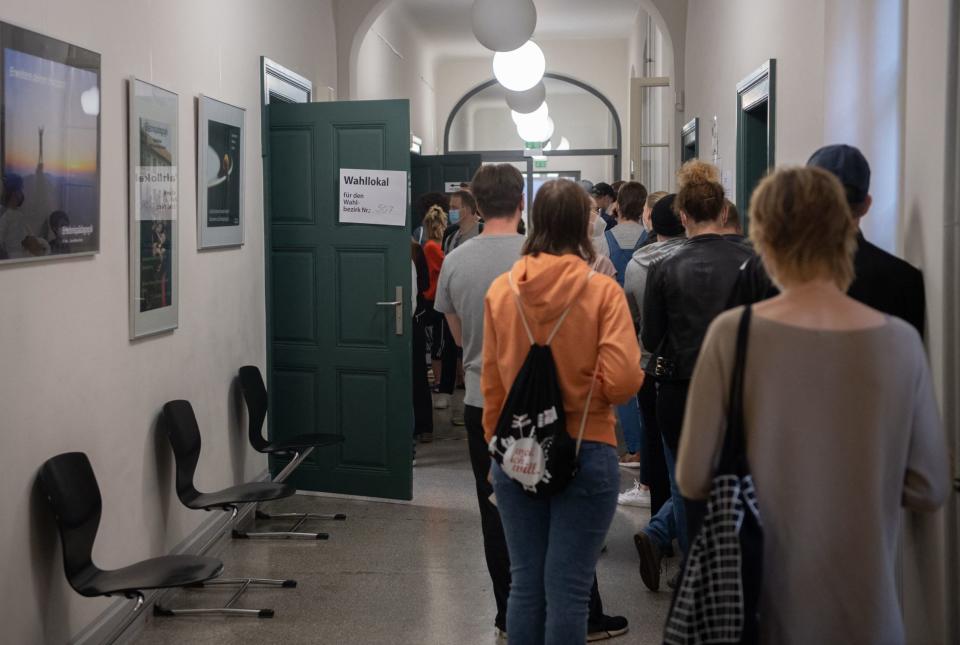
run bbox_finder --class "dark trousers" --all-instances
[412,314,433,435]
[656,380,692,553]
[638,377,670,516]
[464,405,605,629]
[438,317,457,394]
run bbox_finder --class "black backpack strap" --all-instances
[719,305,752,473]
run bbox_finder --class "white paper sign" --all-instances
[444,181,462,193]
[339,168,408,226]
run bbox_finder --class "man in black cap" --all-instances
[728,144,925,337]
[590,182,618,231]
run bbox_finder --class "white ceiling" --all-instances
[395,0,641,58]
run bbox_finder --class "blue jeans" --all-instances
[492,442,619,645]
[643,433,679,550]
[615,398,643,455]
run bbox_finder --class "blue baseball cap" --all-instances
[807,144,870,205]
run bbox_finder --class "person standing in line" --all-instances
[411,240,433,447]
[727,144,926,338]
[622,194,686,587]
[483,178,644,645]
[436,168,630,642]
[420,205,455,414]
[590,182,619,230]
[639,191,668,248]
[604,182,649,286]
[638,161,754,582]
[677,166,948,644]
[412,192,449,245]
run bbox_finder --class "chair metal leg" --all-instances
[255,509,347,522]
[154,574,295,619]
[272,447,315,484]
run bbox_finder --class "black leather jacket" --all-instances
[642,234,755,380]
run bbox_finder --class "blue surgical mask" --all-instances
[448,209,461,225]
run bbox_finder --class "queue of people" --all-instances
[409,143,948,645]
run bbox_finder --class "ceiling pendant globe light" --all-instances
[505,81,546,114]
[511,101,548,126]
[493,41,546,92]
[517,116,555,144]
[471,0,537,52]
[557,136,571,151]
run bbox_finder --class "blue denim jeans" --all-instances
[642,433,678,550]
[615,398,643,455]
[492,441,619,645]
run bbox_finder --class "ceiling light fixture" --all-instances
[493,41,545,92]
[471,0,537,52]
[511,101,548,126]
[517,116,555,144]
[505,81,546,114]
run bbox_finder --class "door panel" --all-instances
[266,99,412,500]
[410,153,482,227]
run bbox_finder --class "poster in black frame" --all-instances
[0,21,100,265]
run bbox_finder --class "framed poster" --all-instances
[0,22,100,265]
[128,78,178,339]
[197,95,244,248]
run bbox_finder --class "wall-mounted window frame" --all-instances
[630,76,671,188]
[444,73,623,203]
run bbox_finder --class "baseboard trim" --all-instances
[69,469,269,645]
[295,489,412,505]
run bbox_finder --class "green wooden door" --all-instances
[265,99,412,500]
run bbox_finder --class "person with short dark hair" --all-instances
[605,181,648,285]
[483,178,642,643]
[678,165,948,643]
[728,144,926,337]
[590,182,618,230]
[436,166,629,642]
[443,190,481,253]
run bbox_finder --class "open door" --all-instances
[410,153,481,227]
[265,99,413,500]
[736,60,776,231]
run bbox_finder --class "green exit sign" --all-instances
[534,158,548,169]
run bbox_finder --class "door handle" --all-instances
[376,286,403,336]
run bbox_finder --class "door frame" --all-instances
[681,117,700,161]
[736,59,777,220]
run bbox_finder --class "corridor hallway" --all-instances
[134,395,673,644]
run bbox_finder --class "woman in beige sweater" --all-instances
[676,166,949,644]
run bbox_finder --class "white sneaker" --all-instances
[618,480,651,507]
[433,394,450,409]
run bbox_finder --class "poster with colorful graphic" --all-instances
[129,78,179,339]
[0,22,100,264]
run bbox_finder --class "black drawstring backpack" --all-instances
[489,270,599,498]
[664,305,763,644]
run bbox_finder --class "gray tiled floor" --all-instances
[135,393,674,644]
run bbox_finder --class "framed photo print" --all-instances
[0,22,101,265]
[197,95,244,248]
[128,78,178,339]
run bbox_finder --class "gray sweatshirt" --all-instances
[623,237,686,368]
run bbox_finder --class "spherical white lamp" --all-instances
[505,82,546,114]
[517,116,555,144]
[493,41,546,92]
[511,101,548,126]
[472,0,537,52]
[557,136,571,151]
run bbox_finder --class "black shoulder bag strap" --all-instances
[719,305,752,475]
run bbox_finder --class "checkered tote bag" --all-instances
[664,306,763,645]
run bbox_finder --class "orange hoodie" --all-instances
[482,253,644,447]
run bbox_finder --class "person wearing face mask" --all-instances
[588,195,616,277]
[590,182,619,231]
[443,190,483,254]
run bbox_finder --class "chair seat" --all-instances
[186,482,295,510]
[76,555,223,597]
[262,433,344,455]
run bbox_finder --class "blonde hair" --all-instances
[749,166,857,290]
[422,205,448,242]
[646,191,668,209]
[675,160,725,222]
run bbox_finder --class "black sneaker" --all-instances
[667,570,680,590]
[587,614,629,641]
[634,531,663,591]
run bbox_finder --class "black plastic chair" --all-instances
[238,366,347,537]
[37,452,237,633]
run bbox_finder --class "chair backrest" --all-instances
[161,400,204,505]
[238,366,270,452]
[37,452,103,595]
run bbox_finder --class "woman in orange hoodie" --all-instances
[482,180,644,645]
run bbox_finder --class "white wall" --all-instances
[683,0,827,197]
[356,3,438,154]
[0,1,336,642]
